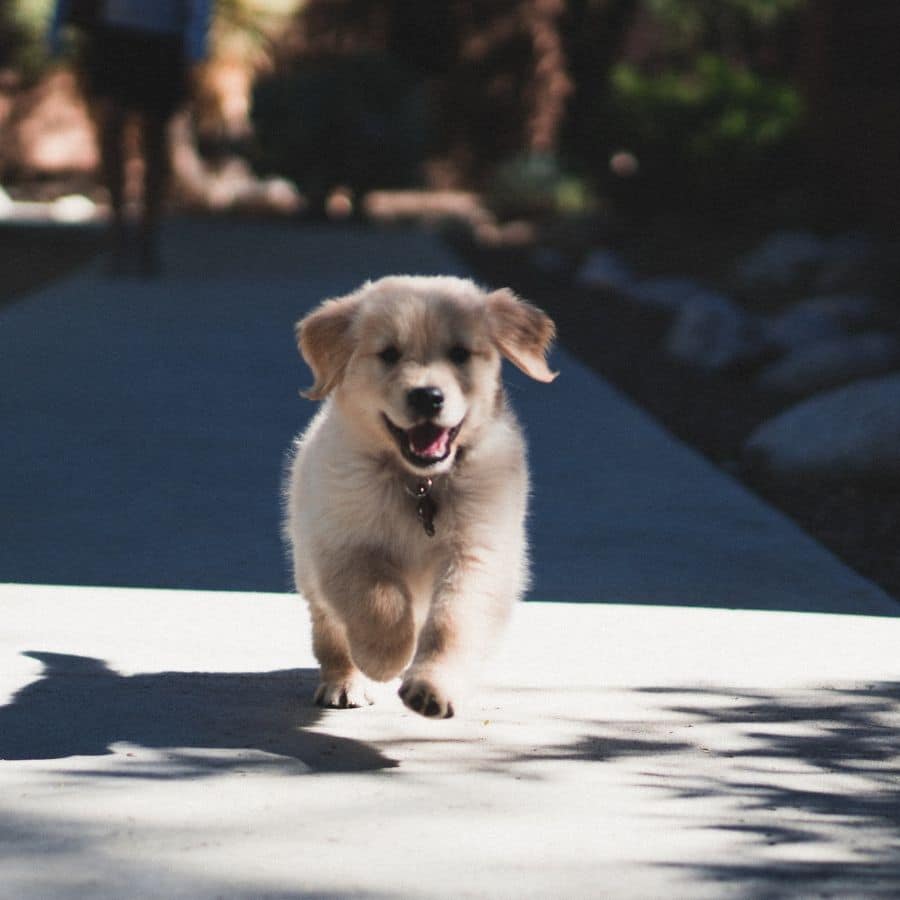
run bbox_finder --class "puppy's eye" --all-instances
[448,345,471,365]
[378,345,401,366]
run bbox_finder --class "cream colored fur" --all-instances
[285,275,556,718]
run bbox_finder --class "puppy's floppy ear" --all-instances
[486,288,558,383]
[296,293,360,400]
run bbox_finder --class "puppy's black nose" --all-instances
[407,386,444,419]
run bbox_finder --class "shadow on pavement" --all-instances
[477,681,900,893]
[639,683,900,894]
[0,651,396,774]
[0,807,393,900]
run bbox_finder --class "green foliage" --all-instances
[1,0,54,77]
[486,154,595,221]
[7,0,53,36]
[648,0,804,24]
[644,0,805,50]
[608,54,803,204]
[611,54,801,161]
[210,0,303,65]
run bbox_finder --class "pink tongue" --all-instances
[408,423,449,458]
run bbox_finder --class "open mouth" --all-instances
[382,414,462,468]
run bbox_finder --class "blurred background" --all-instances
[4,1,898,231]
[1,0,898,599]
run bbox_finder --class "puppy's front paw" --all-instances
[399,673,455,719]
[314,674,374,709]
[347,613,415,683]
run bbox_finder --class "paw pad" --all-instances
[398,680,454,718]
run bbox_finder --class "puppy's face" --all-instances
[297,276,556,475]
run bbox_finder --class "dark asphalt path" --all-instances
[1,219,895,613]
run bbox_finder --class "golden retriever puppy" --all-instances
[285,276,556,718]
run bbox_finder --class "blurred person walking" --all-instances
[49,0,211,276]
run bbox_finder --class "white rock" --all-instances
[757,332,900,396]
[575,249,633,292]
[51,194,97,223]
[736,230,827,292]
[744,373,900,479]
[262,177,303,214]
[665,292,768,371]
[766,294,877,351]
[627,276,708,312]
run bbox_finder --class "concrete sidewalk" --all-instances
[2,219,900,897]
[2,582,900,898]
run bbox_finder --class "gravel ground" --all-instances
[451,231,900,606]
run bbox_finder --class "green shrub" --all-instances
[608,54,804,205]
[1,0,53,78]
[485,153,595,221]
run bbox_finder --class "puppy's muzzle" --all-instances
[407,386,444,419]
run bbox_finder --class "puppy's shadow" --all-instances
[0,651,395,776]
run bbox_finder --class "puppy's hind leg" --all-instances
[308,601,374,709]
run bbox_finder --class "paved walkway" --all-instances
[0,218,895,613]
[2,583,900,898]
[1,220,899,897]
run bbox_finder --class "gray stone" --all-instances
[757,332,900,396]
[627,276,708,311]
[575,249,633,292]
[665,291,769,371]
[816,232,878,293]
[533,247,569,274]
[745,373,900,479]
[736,230,828,292]
[766,294,877,351]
